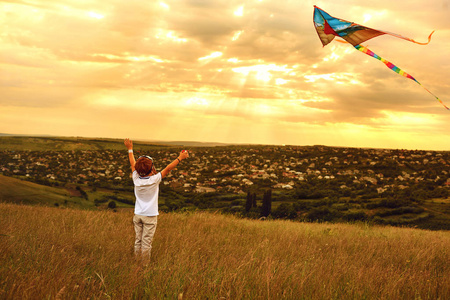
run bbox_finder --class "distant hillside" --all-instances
[0,135,229,151]
[0,136,174,151]
[156,140,230,147]
[0,175,91,208]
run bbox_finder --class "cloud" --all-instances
[0,0,449,149]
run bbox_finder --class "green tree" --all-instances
[261,189,272,217]
[245,192,253,213]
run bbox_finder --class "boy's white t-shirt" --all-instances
[132,171,162,216]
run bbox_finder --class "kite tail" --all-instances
[354,44,449,110]
[395,30,435,45]
[413,30,435,45]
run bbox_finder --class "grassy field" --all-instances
[0,175,137,211]
[0,175,93,209]
[1,203,449,299]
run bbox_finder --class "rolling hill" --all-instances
[0,135,227,151]
[0,175,92,209]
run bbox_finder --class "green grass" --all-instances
[1,203,449,299]
[0,175,137,211]
[0,175,92,209]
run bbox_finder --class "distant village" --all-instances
[1,146,449,196]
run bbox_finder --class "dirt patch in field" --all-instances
[65,188,81,197]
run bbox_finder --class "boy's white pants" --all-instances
[133,214,157,259]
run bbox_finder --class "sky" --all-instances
[1,0,450,150]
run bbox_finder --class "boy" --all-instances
[124,138,189,261]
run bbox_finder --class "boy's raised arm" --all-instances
[124,138,136,172]
[161,150,189,179]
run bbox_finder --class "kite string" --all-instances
[354,44,449,110]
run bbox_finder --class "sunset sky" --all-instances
[1,0,449,150]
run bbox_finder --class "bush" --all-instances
[379,198,410,208]
[343,211,367,222]
[374,207,425,217]
[365,201,381,209]
[306,207,340,222]
[164,198,186,211]
[76,186,88,200]
[272,203,297,219]
[159,205,170,212]
[293,200,310,211]
[107,201,117,209]
[245,208,261,219]
[231,199,244,206]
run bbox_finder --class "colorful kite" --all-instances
[313,5,449,110]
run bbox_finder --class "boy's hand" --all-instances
[124,138,133,150]
[179,150,189,161]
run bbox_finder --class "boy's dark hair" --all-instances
[135,157,153,176]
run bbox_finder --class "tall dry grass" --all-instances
[0,202,449,299]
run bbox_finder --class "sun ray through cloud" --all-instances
[0,0,449,149]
